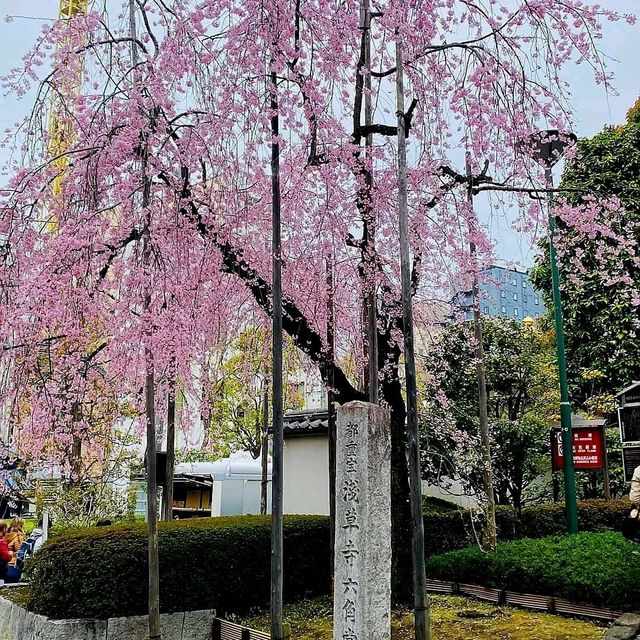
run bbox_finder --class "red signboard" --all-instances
[551,426,605,471]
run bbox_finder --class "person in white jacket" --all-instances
[630,465,640,505]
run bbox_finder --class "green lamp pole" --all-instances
[520,129,578,534]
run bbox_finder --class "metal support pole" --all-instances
[395,34,430,640]
[603,430,612,500]
[270,67,284,640]
[545,167,578,534]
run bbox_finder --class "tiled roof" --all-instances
[616,381,640,397]
[283,409,328,436]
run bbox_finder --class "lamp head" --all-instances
[517,129,577,168]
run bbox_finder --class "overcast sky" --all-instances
[0,0,638,266]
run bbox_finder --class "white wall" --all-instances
[422,479,479,509]
[289,368,327,411]
[283,435,329,515]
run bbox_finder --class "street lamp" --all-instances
[519,129,578,534]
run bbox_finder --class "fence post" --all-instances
[212,618,221,640]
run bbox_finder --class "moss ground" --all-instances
[0,586,31,609]
[240,595,606,640]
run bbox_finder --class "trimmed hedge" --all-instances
[27,499,631,620]
[422,499,629,556]
[519,500,629,538]
[421,496,460,514]
[422,505,520,555]
[28,515,330,620]
[426,531,640,611]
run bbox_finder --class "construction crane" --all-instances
[47,0,90,229]
[41,0,91,470]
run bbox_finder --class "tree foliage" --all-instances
[0,0,630,598]
[422,318,558,509]
[532,102,640,404]
[204,326,303,460]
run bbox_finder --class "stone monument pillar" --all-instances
[333,401,391,640]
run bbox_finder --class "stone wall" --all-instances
[605,614,640,640]
[0,594,214,640]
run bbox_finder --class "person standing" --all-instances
[630,465,640,505]
[622,465,640,544]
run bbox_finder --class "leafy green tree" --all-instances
[201,326,304,460]
[531,99,640,405]
[421,318,559,510]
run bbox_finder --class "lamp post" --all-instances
[519,129,578,534]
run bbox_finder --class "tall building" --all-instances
[452,265,546,322]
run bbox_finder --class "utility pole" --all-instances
[394,30,430,640]
[269,64,285,640]
[129,3,161,637]
[519,130,578,534]
[465,153,497,550]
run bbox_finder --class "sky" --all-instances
[0,0,638,267]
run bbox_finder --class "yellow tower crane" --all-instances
[47,0,90,230]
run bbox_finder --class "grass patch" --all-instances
[238,595,605,640]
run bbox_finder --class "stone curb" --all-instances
[604,613,640,640]
[0,594,216,640]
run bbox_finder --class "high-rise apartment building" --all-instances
[452,265,547,322]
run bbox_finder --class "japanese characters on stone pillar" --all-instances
[334,401,391,640]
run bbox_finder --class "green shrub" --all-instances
[422,505,520,556]
[520,500,631,538]
[422,499,628,554]
[426,532,640,610]
[27,499,631,620]
[519,500,629,538]
[421,496,460,514]
[28,515,330,620]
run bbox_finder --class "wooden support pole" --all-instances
[129,3,160,636]
[465,153,497,551]
[326,257,336,581]
[394,30,430,640]
[269,65,284,640]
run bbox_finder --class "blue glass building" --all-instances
[452,265,546,322]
